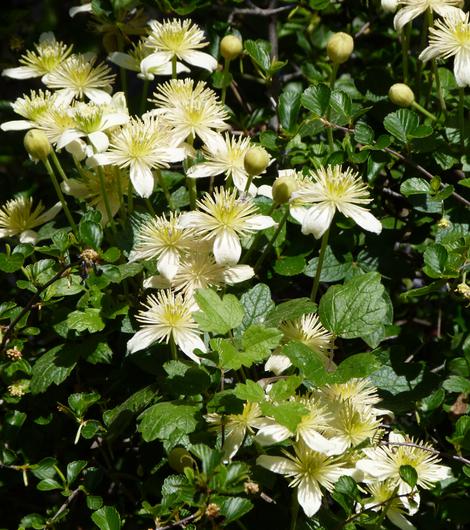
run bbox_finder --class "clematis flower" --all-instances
[91,115,186,198]
[1,90,57,132]
[141,18,218,74]
[42,54,115,106]
[144,250,255,298]
[2,32,72,80]
[292,165,382,239]
[393,0,464,32]
[149,79,229,146]
[257,442,349,517]
[0,196,61,244]
[127,289,206,363]
[186,133,255,194]
[419,9,470,87]
[178,187,276,265]
[128,212,195,281]
[265,313,335,375]
[69,2,92,17]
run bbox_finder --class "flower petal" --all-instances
[393,5,425,32]
[213,230,242,265]
[2,66,40,79]
[85,88,112,105]
[88,131,110,153]
[297,478,322,517]
[108,52,138,71]
[35,202,62,225]
[222,264,254,285]
[256,455,298,475]
[244,214,276,231]
[19,230,39,244]
[69,2,92,17]
[337,203,382,234]
[454,50,470,87]
[265,354,292,375]
[181,50,218,71]
[301,203,335,239]
[126,327,158,354]
[157,249,180,281]
[172,329,205,363]
[130,161,154,198]
[1,119,34,131]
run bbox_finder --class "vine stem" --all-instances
[170,336,178,361]
[50,150,69,182]
[459,87,465,153]
[97,166,117,234]
[411,100,438,121]
[140,79,149,116]
[43,158,78,235]
[221,58,231,105]
[127,179,134,216]
[402,23,411,83]
[327,63,338,153]
[310,228,330,302]
[171,56,177,79]
[253,206,288,272]
[289,491,299,530]
[242,203,277,264]
[156,169,172,205]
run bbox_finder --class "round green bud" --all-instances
[244,147,270,176]
[24,129,51,161]
[272,175,298,204]
[220,35,243,61]
[326,32,354,64]
[168,447,194,474]
[388,83,415,107]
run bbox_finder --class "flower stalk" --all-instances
[310,228,330,302]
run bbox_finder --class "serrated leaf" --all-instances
[234,380,265,402]
[68,392,100,418]
[218,497,253,524]
[329,90,352,126]
[273,255,306,276]
[79,220,103,250]
[319,272,390,339]
[301,84,330,116]
[384,109,420,143]
[268,376,303,401]
[91,506,121,530]
[399,465,418,488]
[30,345,79,394]
[400,178,431,197]
[423,244,448,278]
[194,288,244,335]
[66,460,87,485]
[66,308,105,334]
[138,402,199,442]
[37,478,62,491]
[443,376,470,393]
[0,253,24,273]
[242,325,283,357]
[260,401,308,432]
[279,88,301,133]
[244,39,271,71]
[265,298,317,327]
[239,283,274,330]
[354,122,374,144]
[282,341,329,385]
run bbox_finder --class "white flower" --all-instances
[356,432,452,511]
[1,90,57,132]
[142,18,217,73]
[42,53,115,106]
[393,0,464,32]
[187,133,257,194]
[149,79,229,146]
[382,0,400,13]
[91,115,186,198]
[257,442,349,517]
[292,165,382,239]
[0,196,61,243]
[178,187,276,265]
[419,9,470,87]
[69,2,92,17]
[129,212,195,281]
[2,32,72,79]
[127,289,206,363]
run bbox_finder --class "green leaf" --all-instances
[193,288,244,335]
[244,39,271,71]
[282,341,329,385]
[400,178,431,196]
[103,385,158,430]
[30,345,79,394]
[268,376,303,401]
[68,392,100,418]
[384,109,420,143]
[79,220,103,250]
[443,376,470,393]
[329,90,352,126]
[423,244,448,278]
[301,84,330,117]
[279,87,301,133]
[399,465,418,488]
[239,283,274,330]
[260,401,308,432]
[66,308,105,334]
[66,460,87,485]
[331,353,381,383]
[305,247,351,282]
[138,402,199,442]
[273,255,306,276]
[37,478,62,491]
[319,272,390,339]
[265,298,317,327]
[234,380,265,403]
[354,121,374,144]
[242,325,283,358]
[91,506,122,530]
[162,361,211,396]
[0,253,24,273]
[218,497,253,524]
[87,496,104,510]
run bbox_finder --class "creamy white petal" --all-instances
[62,178,89,198]
[88,131,110,152]
[19,230,39,244]
[393,5,426,32]
[257,184,273,199]
[130,161,154,198]
[182,50,218,71]
[265,353,292,375]
[35,202,62,224]
[53,89,76,107]
[213,230,242,265]
[338,203,382,234]
[454,50,470,87]
[143,274,171,290]
[85,88,112,105]
[69,3,92,17]
[177,211,207,229]
[222,264,254,285]
[387,509,417,530]
[140,52,173,74]
[255,423,292,445]
[66,138,88,161]
[157,249,180,281]
[126,327,158,353]
[108,52,139,71]
[186,162,222,179]
[56,130,83,150]
[300,429,334,454]
[2,66,39,79]
[301,203,335,239]
[244,214,276,231]
[256,455,299,475]
[172,328,205,362]
[223,426,246,459]
[1,119,35,131]
[297,478,322,517]
[418,46,441,63]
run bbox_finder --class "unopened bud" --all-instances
[168,447,194,473]
[389,83,415,107]
[24,129,51,161]
[326,32,354,64]
[205,503,221,519]
[220,35,243,61]
[381,0,399,13]
[272,175,298,204]
[244,147,270,176]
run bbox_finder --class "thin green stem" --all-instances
[243,173,254,194]
[50,150,69,182]
[221,58,231,105]
[310,228,330,302]
[171,56,177,79]
[43,158,78,235]
[97,166,117,234]
[156,169,172,205]
[127,179,134,216]
[415,11,430,100]
[187,178,197,210]
[140,79,149,116]
[459,87,465,152]
[144,198,156,216]
[432,58,446,113]
[170,336,178,361]
[242,203,277,264]
[327,63,338,153]
[253,207,288,272]
[411,101,438,121]
[114,167,126,223]
[117,33,128,94]
[402,23,411,83]
[289,491,299,530]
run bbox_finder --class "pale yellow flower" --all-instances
[394,0,464,31]
[1,90,57,132]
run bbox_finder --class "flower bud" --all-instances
[388,83,415,107]
[244,147,270,176]
[24,129,51,161]
[220,35,243,61]
[381,0,399,13]
[272,175,298,204]
[326,32,354,64]
[168,447,194,473]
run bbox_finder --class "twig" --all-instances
[320,118,470,208]
[0,263,74,352]
[380,440,470,467]
[228,4,294,23]
[155,513,199,530]
[47,487,81,525]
